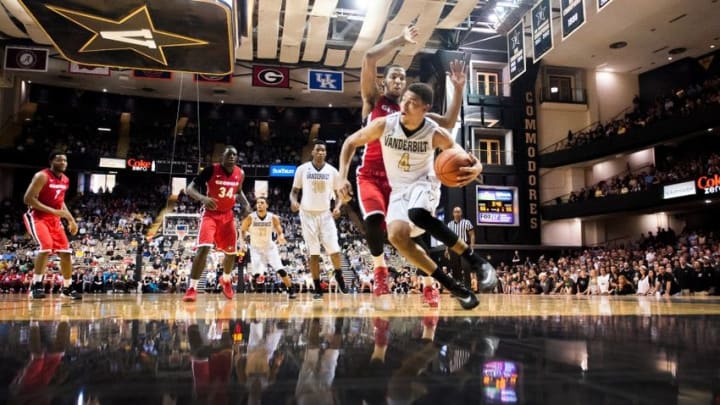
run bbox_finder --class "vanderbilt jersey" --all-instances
[380,112,439,189]
[293,162,338,212]
[248,212,274,248]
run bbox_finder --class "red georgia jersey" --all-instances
[31,169,69,220]
[360,95,400,172]
[206,164,243,213]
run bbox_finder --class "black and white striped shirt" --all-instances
[447,219,473,242]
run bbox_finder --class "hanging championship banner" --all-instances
[133,69,172,79]
[3,46,48,71]
[507,20,525,83]
[561,0,586,40]
[194,73,232,84]
[598,0,614,12]
[531,0,553,63]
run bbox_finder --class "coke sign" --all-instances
[127,159,154,172]
[697,175,720,195]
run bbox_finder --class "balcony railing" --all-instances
[539,86,587,104]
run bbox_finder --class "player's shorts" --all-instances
[386,178,441,238]
[295,348,339,399]
[23,212,70,254]
[249,243,283,275]
[356,168,391,219]
[300,210,340,255]
[196,211,237,254]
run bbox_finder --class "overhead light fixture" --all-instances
[472,27,497,34]
[352,0,368,10]
[328,103,333,108]
[496,1,520,8]
[550,87,558,93]
[98,127,111,132]
[667,57,673,60]
[708,128,714,132]
[220,100,224,104]
[711,45,716,49]
[27,80,32,84]
[326,139,337,144]
[705,200,712,204]
[102,88,107,92]
[609,41,627,49]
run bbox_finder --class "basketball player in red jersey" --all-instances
[360,25,466,296]
[23,151,80,300]
[184,146,250,302]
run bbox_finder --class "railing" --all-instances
[541,162,655,206]
[539,86,587,104]
[539,106,634,154]
[587,234,633,248]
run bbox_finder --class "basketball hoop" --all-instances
[176,224,188,240]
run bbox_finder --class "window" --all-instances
[477,138,502,165]
[548,75,573,102]
[476,72,499,96]
[89,173,116,193]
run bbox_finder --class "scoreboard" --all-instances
[476,186,519,226]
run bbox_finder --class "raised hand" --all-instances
[448,59,467,90]
[402,25,419,44]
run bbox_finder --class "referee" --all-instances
[446,206,475,288]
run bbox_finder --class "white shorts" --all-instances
[299,210,340,256]
[386,180,441,238]
[249,243,283,275]
[295,348,339,400]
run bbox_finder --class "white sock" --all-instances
[64,278,72,288]
[189,279,198,289]
[372,255,386,268]
[223,273,232,282]
[33,274,43,284]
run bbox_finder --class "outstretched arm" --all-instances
[361,25,418,118]
[426,59,467,129]
[336,118,387,202]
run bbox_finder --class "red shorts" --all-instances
[23,213,70,253]
[196,211,237,254]
[357,168,391,219]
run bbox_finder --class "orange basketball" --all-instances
[434,149,475,187]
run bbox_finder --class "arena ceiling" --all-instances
[0,0,718,107]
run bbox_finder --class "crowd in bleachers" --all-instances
[14,114,118,162]
[563,76,720,150]
[559,152,720,204]
[494,228,719,296]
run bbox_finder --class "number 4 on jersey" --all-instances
[398,152,411,172]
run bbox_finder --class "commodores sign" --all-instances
[697,174,720,195]
[127,158,153,171]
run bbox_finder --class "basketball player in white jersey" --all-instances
[290,140,348,300]
[337,83,486,310]
[239,197,296,298]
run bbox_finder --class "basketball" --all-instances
[434,149,476,187]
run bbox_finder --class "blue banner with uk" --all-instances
[308,69,344,92]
